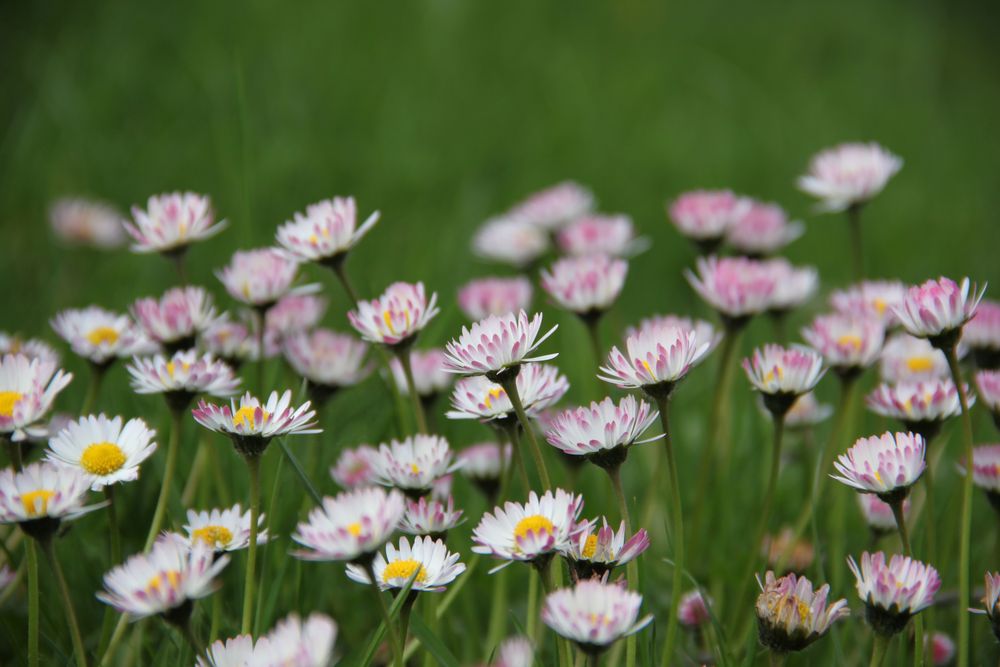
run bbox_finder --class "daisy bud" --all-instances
[832,431,926,504]
[543,396,660,470]
[275,195,379,268]
[830,280,907,328]
[755,571,849,653]
[52,306,154,368]
[292,486,406,563]
[49,197,128,250]
[126,191,227,256]
[564,518,649,581]
[458,276,534,321]
[685,256,777,328]
[797,142,902,212]
[192,390,319,458]
[541,579,653,655]
[132,286,219,353]
[801,313,884,378]
[472,217,550,268]
[346,535,465,592]
[443,310,558,381]
[183,503,268,553]
[965,300,1000,369]
[0,354,73,442]
[893,277,985,349]
[509,181,594,231]
[540,254,628,321]
[370,435,461,498]
[742,345,825,418]
[726,199,803,257]
[668,190,747,254]
[348,281,439,348]
[472,489,585,570]
[848,551,939,637]
[45,414,157,491]
[556,214,647,258]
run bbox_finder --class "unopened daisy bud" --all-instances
[49,197,127,249]
[472,217,549,267]
[755,571,849,653]
[348,281,439,348]
[275,195,379,267]
[969,445,1000,514]
[400,495,463,539]
[801,313,884,377]
[193,389,318,458]
[782,392,833,429]
[764,259,819,315]
[283,329,370,404]
[742,345,825,417]
[293,486,406,563]
[492,636,534,667]
[848,551,939,636]
[447,363,569,425]
[832,431,925,504]
[265,293,327,340]
[668,190,747,253]
[45,414,156,491]
[509,181,594,230]
[557,214,647,258]
[762,528,814,573]
[978,370,1000,431]
[388,348,453,400]
[678,590,713,629]
[217,248,317,311]
[370,435,460,497]
[472,489,584,569]
[685,256,777,328]
[126,191,226,255]
[98,533,229,623]
[0,332,59,364]
[346,535,465,592]
[726,200,804,256]
[443,310,558,380]
[893,277,985,348]
[540,254,628,320]
[544,396,660,470]
[880,334,950,384]
[0,462,98,541]
[132,286,219,353]
[330,444,378,490]
[0,354,73,442]
[183,503,268,552]
[599,321,711,399]
[964,299,1000,369]
[458,276,533,321]
[565,518,649,580]
[866,380,967,441]
[831,280,907,328]
[52,306,154,367]
[974,572,1000,642]
[798,142,902,212]
[457,442,510,499]
[858,494,910,537]
[541,579,653,655]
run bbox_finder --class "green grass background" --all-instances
[1,0,999,664]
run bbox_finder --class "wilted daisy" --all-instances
[678,590,713,629]
[755,571,849,653]
[127,350,239,408]
[893,277,985,347]
[52,306,153,367]
[726,199,804,256]
[330,444,379,490]
[458,442,510,498]
[283,329,370,402]
[348,281,440,348]
[97,532,229,621]
[782,392,834,429]
[0,354,73,442]
[763,259,819,315]
[388,348,453,399]
[564,518,650,580]
[866,380,967,440]
[974,572,1000,642]
[472,217,550,267]
[400,495,464,538]
[802,313,884,375]
[848,551,940,636]
[492,637,534,667]
[599,323,711,397]
[879,334,950,384]
[858,494,910,536]
[540,254,628,319]
[964,299,1000,368]
[544,396,660,469]
[443,310,558,379]
[685,256,777,326]
[217,248,316,311]
[798,142,903,212]
[458,276,534,321]
[192,389,319,458]
[541,579,652,654]
[668,190,747,253]
[49,197,127,249]
[183,504,268,552]
[556,214,647,257]
[832,431,926,503]
[370,435,460,496]
[292,486,406,562]
[126,192,226,255]
[831,280,907,327]
[0,462,97,538]
[276,195,380,266]
[45,414,156,490]
[447,363,569,423]
[742,345,825,417]
[199,317,260,368]
[132,286,218,352]
[0,332,59,364]
[472,489,584,568]
[509,181,594,230]
[265,294,327,340]
[346,535,465,592]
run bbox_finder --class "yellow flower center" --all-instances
[906,356,935,373]
[192,525,234,548]
[409,463,422,475]
[0,391,23,417]
[836,334,862,350]
[21,489,56,517]
[346,522,363,536]
[382,558,427,584]
[796,600,812,622]
[763,366,784,384]
[382,309,411,335]
[483,387,505,409]
[165,361,191,378]
[233,406,268,430]
[873,298,887,315]
[86,326,120,347]
[147,570,181,593]
[582,534,598,559]
[513,514,555,541]
[80,442,127,476]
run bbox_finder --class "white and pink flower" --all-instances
[132,286,218,350]
[801,313,884,372]
[509,181,594,230]
[276,196,380,264]
[540,254,627,317]
[556,214,647,257]
[726,199,803,256]
[458,277,533,321]
[685,256,777,322]
[348,282,439,347]
[798,142,903,212]
[126,192,226,255]
[668,190,746,249]
[893,277,985,342]
[832,431,926,500]
[443,310,558,378]
[0,354,73,441]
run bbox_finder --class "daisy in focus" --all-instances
[126,191,226,255]
[348,281,440,348]
[292,486,406,563]
[797,142,902,212]
[599,321,712,398]
[892,276,985,347]
[541,578,652,655]
[446,363,569,424]
[0,353,73,442]
[831,431,925,504]
[754,571,849,654]
[183,503,269,552]
[275,195,380,267]
[443,310,558,380]
[45,414,156,490]
[848,551,939,637]
[192,389,319,458]
[564,518,650,580]
[0,462,97,538]
[544,396,660,469]
[49,197,128,249]
[742,345,825,417]
[865,379,967,441]
[346,535,466,592]
[974,572,1000,642]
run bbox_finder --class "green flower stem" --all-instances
[364,559,403,667]
[846,204,865,280]
[655,395,685,667]
[97,486,122,657]
[890,498,924,667]
[869,633,890,667]
[584,316,605,397]
[485,564,510,659]
[177,618,208,664]
[99,616,128,666]
[144,408,183,550]
[396,348,428,434]
[539,560,573,667]
[253,449,284,633]
[81,363,106,416]
[180,440,209,508]
[241,453,261,635]
[500,375,551,490]
[607,464,637,667]
[526,567,540,642]
[42,537,89,667]
[506,426,532,494]
[27,539,39,667]
[420,593,438,667]
[210,593,222,642]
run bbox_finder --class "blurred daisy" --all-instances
[183,503,268,552]
[127,192,226,255]
[0,462,97,538]
[969,445,1000,512]
[217,248,317,311]
[284,329,370,403]
[509,181,594,230]
[626,314,720,355]
[742,345,825,417]
[388,348,453,400]
[541,579,652,654]
[763,259,819,315]
[832,431,925,503]
[879,334,950,384]
[132,286,218,353]
[0,353,73,442]
[974,572,1000,642]
[848,551,939,636]
[192,389,318,458]
[964,299,1000,369]
[472,217,549,267]
[49,197,127,249]
[127,350,239,408]
[858,494,910,537]
[52,306,153,367]
[399,495,464,538]
[978,370,1000,424]
[443,310,558,379]
[472,488,584,569]
[668,190,747,253]
[45,414,156,490]
[276,195,380,266]
[755,571,849,653]
[491,636,534,667]
[866,379,967,441]
[685,256,777,327]
[370,435,460,496]
[458,442,510,498]
[557,214,647,258]
[801,313,884,375]
[565,518,649,580]
[292,486,406,562]
[540,254,628,319]
[782,392,833,429]
[346,535,465,592]
[926,632,955,666]
[447,363,569,423]
[678,590,713,629]
[544,396,660,468]
[265,294,327,340]
[199,317,260,369]
[330,444,379,490]
[0,332,59,364]
[831,280,907,328]
[726,199,803,256]
[458,276,533,321]
[348,281,439,347]
[798,142,902,212]
[893,277,985,347]
[198,612,338,667]
[599,322,711,397]
[762,528,815,573]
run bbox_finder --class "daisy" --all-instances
[458,276,534,321]
[668,190,747,252]
[782,392,833,429]
[346,535,465,592]
[472,217,549,267]
[763,259,819,314]
[447,363,569,423]
[472,489,585,569]
[387,348,453,399]
[544,396,660,469]
[974,572,1000,642]
[45,414,157,490]
[283,329,370,402]
[678,590,713,629]
[762,529,815,573]
[556,214,647,258]
[742,345,825,417]
[926,632,955,666]
[726,199,804,256]
[858,494,910,536]
[0,332,59,364]
[492,636,534,667]
[865,380,968,440]
[830,280,907,328]
[832,431,926,503]
[969,445,1000,513]
[848,551,940,636]
[330,444,379,489]
[132,286,219,352]
[685,256,777,326]
[509,181,594,230]
[0,462,97,539]
[399,495,464,538]
[879,334,951,384]
[458,442,510,498]
[255,612,338,667]
[199,317,260,368]
[275,195,380,266]
[126,191,227,255]
[564,518,650,580]
[978,370,1000,423]
[183,504,268,552]
[97,532,229,621]
[798,142,902,212]
[893,277,985,347]
[443,310,558,379]
[627,314,720,354]
[369,435,460,496]
[755,571,849,653]
[265,294,328,340]
[52,306,153,366]
[801,313,885,375]
[540,254,628,318]
[217,248,317,311]
[49,197,127,249]
[0,354,73,442]
[192,389,318,458]
[127,350,239,409]
[963,299,1000,368]
[348,281,440,347]
[541,579,652,654]
[599,322,711,397]
[292,486,406,562]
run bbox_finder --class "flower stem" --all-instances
[526,567,540,642]
[869,633,890,667]
[500,375,551,490]
[890,498,924,667]
[485,563,510,659]
[97,486,122,657]
[655,396,685,667]
[584,316,604,392]
[241,453,261,635]
[539,560,573,667]
[506,426,532,494]
[81,363,105,415]
[608,464,637,667]
[26,539,39,667]
[41,538,89,667]
[396,348,428,434]
[177,619,208,663]
[846,204,865,280]
[144,408,182,550]
[364,560,403,667]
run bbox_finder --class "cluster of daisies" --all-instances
[0,139,996,667]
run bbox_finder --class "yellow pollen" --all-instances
[873,297,887,315]
[147,570,181,593]
[382,559,427,584]
[513,515,555,541]
[86,326,120,347]
[641,359,652,374]
[241,282,251,299]
[906,356,935,373]
[308,234,320,245]
[21,489,56,517]
[0,391,23,418]
[383,310,395,334]
[582,534,598,559]
[837,334,863,350]
[165,361,190,378]
[233,406,267,430]
[483,387,505,409]
[796,600,812,622]
[346,521,362,536]
[874,471,882,483]
[192,525,234,548]
[410,463,422,475]
[763,366,784,384]
[80,442,127,476]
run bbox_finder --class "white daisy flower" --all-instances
[45,414,157,490]
[132,286,219,351]
[0,461,97,531]
[492,636,534,667]
[283,329,370,396]
[848,551,939,635]
[543,396,660,467]
[51,306,154,366]
[192,390,319,458]
[126,192,227,255]
[443,310,558,379]
[446,363,569,423]
[798,142,903,212]
[0,332,60,364]
[879,334,951,384]
[276,195,380,265]
[292,487,406,562]
[508,181,594,231]
[565,518,650,580]
[0,354,73,442]
[347,282,440,347]
[49,197,128,250]
[472,217,550,267]
[330,445,379,490]
[255,612,338,667]
[183,503,268,552]
[346,535,466,592]
[540,254,628,317]
[541,579,653,653]
[472,489,585,569]
[216,248,319,310]
[370,435,461,495]
[387,348,453,398]
[399,495,464,537]
[126,350,240,405]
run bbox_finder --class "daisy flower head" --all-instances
[446,363,569,424]
[976,572,1000,642]
[348,281,439,348]
[265,294,327,341]
[831,280,907,328]
[472,488,584,569]
[858,494,910,536]
[668,190,747,253]
[848,551,940,636]
[52,306,153,366]
[557,213,647,258]
[782,392,833,429]
[275,195,380,266]
[257,612,338,667]
[798,142,903,212]
[926,632,955,666]
[45,414,156,490]
[879,334,950,384]
[49,197,127,249]
[978,370,1000,427]
[399,495,464,538]
[866,380,967,441]
[292,486,406,563]
[565,518,650,580]
[97,532,229,622]
[540,254,628,319]
[763,259,819,314]
[801,313,885,376]
[472,217,550,267]
[964,299,1000,369]
[346,535,466,592]
[541,579,653,654]
[0,461,96,540]
[0,332,60,364]
[832,431,926,503]
[127,350,239,410]
[742,345,825,417]
[443,310,558,380]
[726,199,804,256]
[599,322,711,398]
[492,636,534,667]
[217,248,317,311]
[370,435,460,497]
[458,442,511,498]
[132,286,218,352]
[283,329,370,402]
[969,445,1000,513]
[458,276,534,321]
[627,314,721,356]
[330,444,379,490]
[755,571,849,653]
[126,191,226,255]
[893,277,986,347]
[544,396,660,469]
[678,590,713,629]
[192,389,319,458]
[183,503,268,552]
[388,348,453,399]
[0,354,73,442]
[199,317,262,369]
[685,256,777,327]
[509,181,594,231]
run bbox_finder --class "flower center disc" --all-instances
[582,534,599,559]
[81,442,127,475]
[513,514,555,541]
[233,406,268,430]
[906,356,935,373]
[382,558,427,584]
[21,489,55,517]
[0,391,23,417]
[192,525,234,548]
[86,326,120,346]
[147,570,181,593]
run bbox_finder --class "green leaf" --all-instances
[409,613,460,667]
